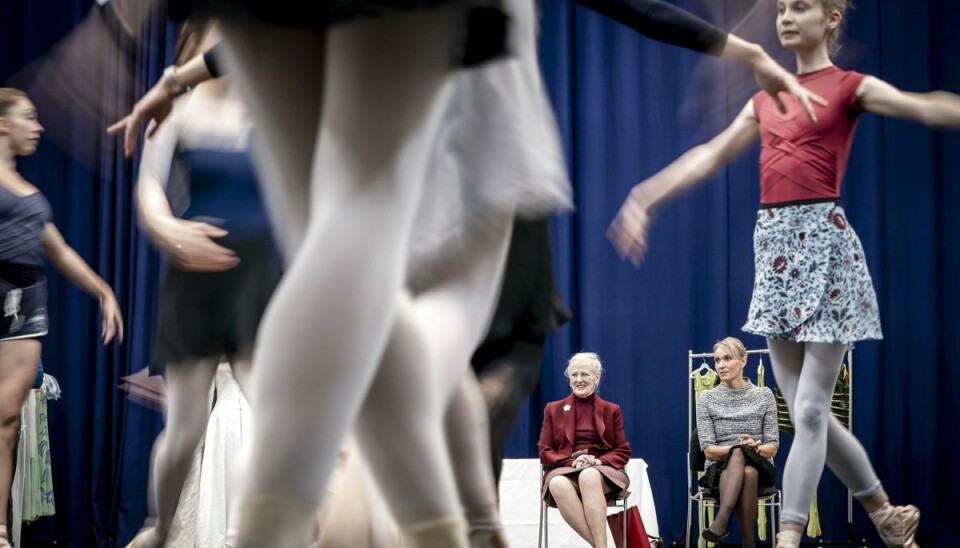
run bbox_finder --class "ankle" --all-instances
[776,528,802,548]
[468,528,508,548]
[235,495,317,545]
[711,511,731,532]
[400,515,469,548]
[861,492,889,514]
[465,503,501,533]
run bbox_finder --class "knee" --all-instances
[794,399,829,431]
[728,446,746,465]
[743,465,759,486]
[0,409,21,445]
[577,467,603,490]
[160,424,206,460]
[548,476,575,497]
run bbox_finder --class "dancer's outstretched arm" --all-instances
[41,224,123,343]
[608,100,761,265]
[856,76,960,129]
[573,0,826,120]
[108,47,219,157]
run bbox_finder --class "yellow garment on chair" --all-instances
[694,369,719,548]
[807,495,822,538]
[756,363,768,540]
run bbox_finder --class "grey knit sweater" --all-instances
[696,380,779,469]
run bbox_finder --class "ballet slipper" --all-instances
[775,529,802,548]
[869,502,920,547]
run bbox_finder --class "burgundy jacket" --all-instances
[538,393,632,471]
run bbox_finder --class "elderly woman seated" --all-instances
[697,337,779,547]
[538,352,631,548]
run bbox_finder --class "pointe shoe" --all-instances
[401,516,469,548]
[775,529,802,548]
[869,502,920,547]
[469,528,509,548]
[0,525,10,548]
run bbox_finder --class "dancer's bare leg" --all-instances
[223,8,460,546]
[127,358,219,548]
[0,340,40,547]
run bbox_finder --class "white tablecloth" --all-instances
[499,458,659,547]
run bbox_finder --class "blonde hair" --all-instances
[820,0,850,57]
[0,88,28,117]
[713,337,747,363]
[564,352,604,385]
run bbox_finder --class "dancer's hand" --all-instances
[750,51,828,123]
[108,80,175,158]
[154,219,239,272]
[608,187,654,267]
[99,290,124,344]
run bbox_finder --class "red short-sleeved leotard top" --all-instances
[753,66,867,205]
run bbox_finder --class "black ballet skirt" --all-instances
[169,0,508,66]
[482,218,571,345]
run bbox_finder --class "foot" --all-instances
[0,525,9,548]
[469,528,509,548]
[775,529,802,548]
[125,526,166,548]
[869,503,920,547]
[702,523,729,544]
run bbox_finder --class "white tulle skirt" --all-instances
[408,0,571,289]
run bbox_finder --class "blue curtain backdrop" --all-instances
[509,1,959,546]
[1,0,957,546]
[1,1,176,545]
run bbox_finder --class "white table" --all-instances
[499,458,659,547]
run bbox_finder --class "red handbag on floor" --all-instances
[607,505,656,548]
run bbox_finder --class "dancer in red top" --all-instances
[609,1,960,546]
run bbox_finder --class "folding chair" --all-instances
[537,465,629,547]
[684,429,780,547]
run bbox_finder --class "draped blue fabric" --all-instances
[1,0,956,546]
[1,1,175,545]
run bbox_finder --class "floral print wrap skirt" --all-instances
[742,201,882,344]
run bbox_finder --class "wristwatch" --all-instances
[162,65,190,97]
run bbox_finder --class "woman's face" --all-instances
[1,98,43,157]
[714,348,745,385]
[776,0,837,52]
[568,362,599,398]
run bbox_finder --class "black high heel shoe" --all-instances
[701,526,730,545]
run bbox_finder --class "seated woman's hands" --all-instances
[738,434,762,453]
[572,453,602,469]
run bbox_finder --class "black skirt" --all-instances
[150,234,280,372]
[171,0,508,67]
[699,445,776,492]
[0,277,48,341]
[479,219,571,343]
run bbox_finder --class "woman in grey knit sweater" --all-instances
[696,337,779,547]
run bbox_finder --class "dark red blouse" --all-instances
[753,66,867,205]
